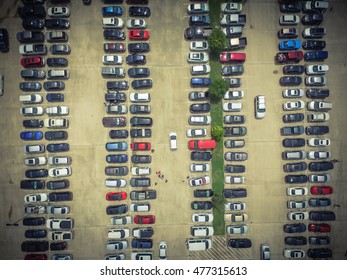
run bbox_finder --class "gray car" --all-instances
[224,126,247,137]
[20,82,42,91]
[224,152,248,161]
[105,166,128,176]
[130,178,151,187]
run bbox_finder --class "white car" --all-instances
[279,14,299,25]
[169,132,177,150]
[190,163,210,172]
[283,100,305,111]
[307,151,330,160]
[187,52,209,63]
[24,193,48,203]
[287,211,309,221]
[49,167,72,178]
[105,179,127,188]
[189,176,211,187]
[282,89,304,98]
[226,225,248,234]
[188,115,211,125]
[192,213,213,223]
[48,156,72,165]
[159,241,167,260]
[19,44,47,56]
[106,241,128,250]
[131,167,151,176]
[307,138,331,147]
[107,229,130,239]
[307,112,329,122]
[187,3,209,14]
[286,187,308,196]
[308,174,331,183]
[255,95,266,119]
[305,76,327,86]
[186,128,206,138]
[20,106,44,116]
[221,2,242,14]
[46,205,70,214]
[46,218,74,230]
[46,106,69,116]
[225,176,244,184]
[130,92,150,102]
[224,202,246,211]
[102,55,123,65]
[190,41,209,51]
[223,102,242,112]
[48,6,70,17]
[191,64,211,75]
[306,64,329,75]
[224,213,248,222]
[24,157,47,166]
[102,17,124,28]
[24,205,46,214]
[283,249,305,259]
[50,231,74,241]
[223,90,244,100]
[126,19,147,29]
[287,200,308,209]
[44,118,69,128]
[19,94,43,104]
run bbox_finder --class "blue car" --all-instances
[279,40,301,50]
[191,77,211,87]
[304,51,328,61]
[102,6,123,16]
[20,131,43,141]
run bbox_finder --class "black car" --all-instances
[306,88,329,99]
[130,178,151,187]
[228,238,252,248]
[309,198,331,207]
[25,169,48,178]
[104,29,126,40]
[105,166,128,176]
[20,82,42,91]
[25,229,47,239]
[280,76,302,86]
[17,31,44,43]
[191,201,213,210]
[50,242,68,251]
[128,67,150,78]
[306,126,329,135]
[18,5,46,18]
[307,248,332,259]
[105,92,127,102]
[130,105,151,114]
[132,79,152,89]
[106,205,128,215]
[283,223,306,233]
[48,191,73,202]
[0,29,9,53]
[47,143,69,152]
[190,151,212,161]
[128,42,150,53]
[130,128,152,138]
[22,0,46,5]
[46,93,64,102]
[44,81,65,91]
[107,81,129,90]
[302,14,323,25]
[106,154,128,163]
[309,211,336,221]
[22,19,45,30]
[130,117,152,127]
[109,130,129,139]
[22,217,45,226]
[282,138,305,147]
[224,164,245,173]
[283,65,305,74]
[308,236,330,245]
[45,19,70,29]
[280,2,301,13]
[223,188,247,198]
[190,103,211,113]
[309,161,334,172]
[189,15,211,26]
[131,155,151,164]
[45,131,68,141]
[285,174,308,184]
[23,119,44,128]
[47,57,68,67]
[126,54,146,65]
[302,40,326,50]
[283,162,307,173]
[284,236,307,246]
[47,179,69,190]
[129,6,151,17]
[194,189,214,198]
[21,241,48,252]
[20,179,45,190]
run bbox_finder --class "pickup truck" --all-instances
[44,118,69,128]
[276,51,303,63]
[303,1,329,13]
[228,37,247,50]
[46,218,74,230]
[184,27,213,40]
[19,44,47,56]
[132,227,154,238]
[220,14,246,26]
[130,190,157,200]
[281,126,305,136]
[50,231,74,241]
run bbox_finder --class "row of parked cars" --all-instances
[278,0,334,259]
[17,0,74,260]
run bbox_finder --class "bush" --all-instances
[211,125,224,142]
[209,78,228,102]
[208,28,227,55]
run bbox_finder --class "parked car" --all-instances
[283,223,306,233]
[309,211,335,221]
[280,76,302,86]
[302,40,326,50]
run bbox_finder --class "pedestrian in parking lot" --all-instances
[182,179,185,182]
[151,149,155,153]
[186,176,190,179]
[165,179,168,183]
[155,182,157,186]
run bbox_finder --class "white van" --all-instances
[191,226,214,237]
[47,69,69,80]
[186,238,212,251]
[19,94,43,104]
[0,73,4,96]
[130,203,150,212]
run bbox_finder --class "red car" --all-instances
[104,43,125,53]
[130,142,151,151]
[188,140,216,150]
[21,56,45,68]
[310,186,333,195]
[128,30,149,40]
[219,52,246,63]
[106,192,127,201]
[275,51,303,63]
[24,254,48,260]
[308,223,331,233]
[134,215,155,224]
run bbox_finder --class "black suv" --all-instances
[48,191,73,201]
